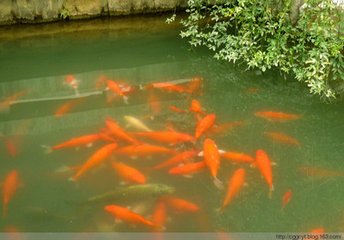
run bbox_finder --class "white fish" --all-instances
[124,115,152,132]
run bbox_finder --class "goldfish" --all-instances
[264,131,300,146]
[148,92,161,119]
[132,131,195,145]
[104,204,154,227]
[189,99,205,115]
[281,189,292,210]
[146,82,187,93]
[0,90,29,113]
[153,149,197,169]
[151,200,167,232]
[220,151,254,163]
[105,117,139,144]
[203,138,223,189]
[43,134,102,153]
[70,143,118,181]
[254,110,302,121]
[255,149,274,198]
[168,161,206,176]
[298,166,344,178]
[169,105,187,113]
[124,115,152,132]
[4,138,17,158]
[115,144,175,157]
[206,121,246,136]
[162,197,199,213]
[186,77,203,95]
[111,161,146,184]
[195,114,216,139]
[64,75,80,95]
[2,170,21,218]
[79,184,175,205]
[54,98,83,118]
[106,79,129,104]
[220,168,246,212]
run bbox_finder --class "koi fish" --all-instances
[43,134,101,153]
[162,197,199,213]
[169,105,187,113]
[115,144,175,157]
[255,110,302,121]
[70,143,118,181]
[203,138,223,189]
[281,189,292,210]
[195,114,216,139]
[168,161,206,176]
[111,161,146,184]
[186,77,203,95]
[189,99,205,115]
[0,90,29,113]
[2,170,21,218]
[105,117,139,144]
[206,121,246,136]
[153,149,197,169]
[146,82,187,93]
[132,131,195,145]
[106,79,129,104]
[54,99,83,118]
[255,149,274,198]
[4,138,17,157]
[220,151,254,163]
[220,168,246,212]
[104,204,154,227]
[64,75,80,95]
[298,166,344,178]
[124,115,152,132]
[264,131,300,146]
[151,200,167,232]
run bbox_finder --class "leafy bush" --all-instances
[174,0,344,99]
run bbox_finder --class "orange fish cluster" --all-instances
[1,75,330,233]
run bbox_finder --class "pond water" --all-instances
[0,16,343,234]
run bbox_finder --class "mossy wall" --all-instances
[0,0,187,25]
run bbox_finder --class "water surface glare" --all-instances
[0,17,343,233]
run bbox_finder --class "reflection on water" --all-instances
[0,18,344,233]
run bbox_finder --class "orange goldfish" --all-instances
[220,168,246,212]
[45,134,101,153]
[255,110,302,121]
[220,151,254,163]
[132,131,195,145]
[64,75,79,95]
[264,131,300,146]
[162,197,199,213]
[168,161,206,176]
[54,99,83,118]
[106,79,129,104]
[195,114,216,139]
[70,143,118,181]
[153,149,197,169]
[115,144,175,157]
[281,189,292,210]
[206,121,246,136]
[105,117,139,144]
[186,77,203,95]
[255,149,274,198]
[104,204,154,227]
[189,99,205,115]
[152,200,167,232]
[2,170,20,218]
[146,82,187,93]
[203,138,223,189]
[111,161,146,184]
[169,105,187,113]
[4,138,17,158]
[0,90,29,113]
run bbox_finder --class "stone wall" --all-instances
[0,0,187,25]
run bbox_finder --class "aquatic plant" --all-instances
[172,0,344,100]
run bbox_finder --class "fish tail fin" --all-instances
[41,145,53,154]
[213,177,224,190]
[123,95,129,104]
[268,185,274,199]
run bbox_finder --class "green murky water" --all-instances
[0,17,344,233]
